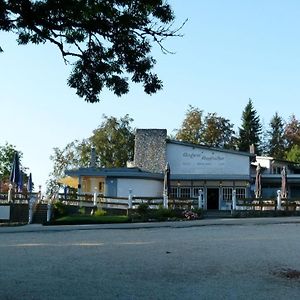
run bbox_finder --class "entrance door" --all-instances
[207,188,219,210]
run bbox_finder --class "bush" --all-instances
[94,209,107,216]
[53,201,67,218]
[78,207,86,215]
[152,207,176,221]
[137,203,150,216]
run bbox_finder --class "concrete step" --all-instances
[32,204,47,224]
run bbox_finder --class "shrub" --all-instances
[137,203,150,216]
[152,207,176,221]
[94,209,107,216]
[53,201,67,218]
[78,207,86,215]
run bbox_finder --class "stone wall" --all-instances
[134,129,167,173]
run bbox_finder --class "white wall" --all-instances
[166,143,250,175]
[117,178,163,197]
[0,206,10,220]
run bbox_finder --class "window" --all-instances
[98,182,104,193]
[236,188,246,199]
[170,187,178,198]
[192,187,204,197]
[223,188,232,202]
[179,187,191,198]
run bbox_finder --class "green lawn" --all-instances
[47,215,130,225]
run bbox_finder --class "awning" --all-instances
[57,176,79,188]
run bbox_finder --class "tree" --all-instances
[202,113,236,148]
[48,114,135,193]
[0,143,28,179]
[1,1,184,103]
[90,114,135,167]
[0,142,28,191]
[238,99,262,154]
[175,105,204,144]
[265,112,286,159]
[286,144,300,163]
[284,114,300,151]
[175,106,236,148]
[47,139,91,194]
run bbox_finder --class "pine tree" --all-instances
[266,112,286,159]
[238,99,262,154]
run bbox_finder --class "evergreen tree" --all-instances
[266,112,286,159]
[238,99,262,154]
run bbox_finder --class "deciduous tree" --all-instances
[284,114,300,151]
[48,114,135,193]
[1,0,184,102]
[175,105,204,144]
[202,112,236,148]
[90,114,135,167]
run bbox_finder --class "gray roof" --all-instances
[65,167,163,180]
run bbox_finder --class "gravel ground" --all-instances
[1,218,300,299]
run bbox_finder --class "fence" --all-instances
[235,198,300,211]
[55,192,201,210]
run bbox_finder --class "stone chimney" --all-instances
[133,129,167,173]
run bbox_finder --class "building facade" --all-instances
[64,128,300,209]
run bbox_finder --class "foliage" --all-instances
[152,206,177,221]
[238,99,262,154]
[1,1,184,103]
[176,105,204,144]
[78,207,86,215]
[47,139,91,194]
[52,201,68,218]
[94,209,107,217]
[47,114,134,194]
[137,202,150,216]
[265,112,286,159]
[0,143,29,189]
[286,145,300,163]
[202,113,236,148]
[0,142,18,179]
[175,106,236,148]
[90,114,135,167]
[50,215,130,225]
[284,114,300,152]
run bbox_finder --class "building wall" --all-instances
[166,143,250,175]
[117,178,163,197]
[134,129,167,173]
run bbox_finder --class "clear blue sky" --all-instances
[1,0,300,191]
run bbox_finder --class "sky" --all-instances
[1,0,300,192]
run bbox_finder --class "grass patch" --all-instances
[46,215,130,225]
